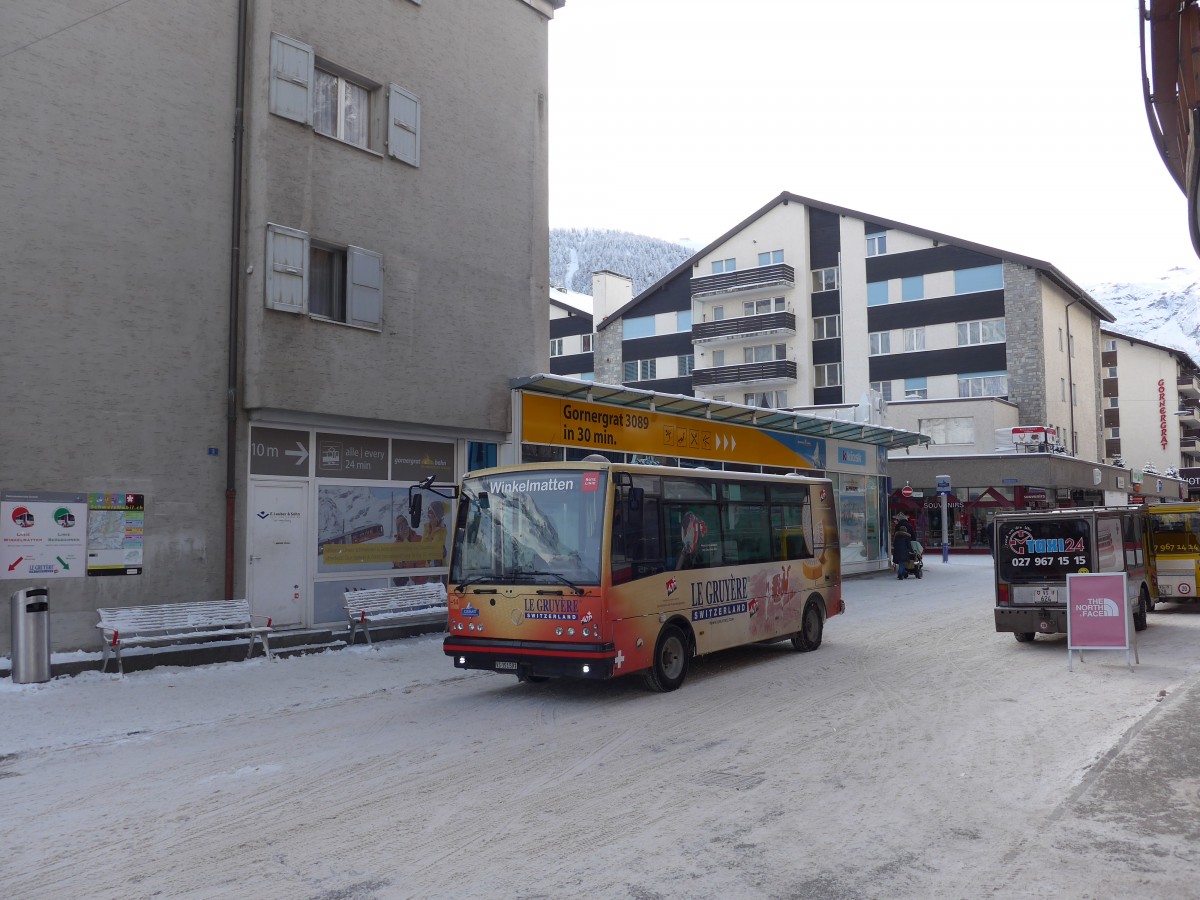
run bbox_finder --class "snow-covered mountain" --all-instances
[550,228,1200,362]
[550,227,692,296]
[1084,267,1200,362]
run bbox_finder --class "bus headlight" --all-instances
[567,627,576,636]
[582,627,590,637]
[582,665,590,674]
[555,627,563,636]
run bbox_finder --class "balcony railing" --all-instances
[1177,403,1200,427]
[1178,373,1200,399]
[690,264,795,299]
[691,359,798,387]
[692,311,797,344]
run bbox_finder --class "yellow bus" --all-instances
[442,461,843,691]
[1144,502,1200,606]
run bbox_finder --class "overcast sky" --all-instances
[548,0,1197,285]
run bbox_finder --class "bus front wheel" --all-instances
[792,602,823,652]
[1134,587,1149,632]
[644,624,689,692]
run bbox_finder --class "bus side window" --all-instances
[771,501,811,561]
[725,504,770,565]
[667,504,721,570]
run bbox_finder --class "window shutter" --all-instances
[387,84,420,166]
[266,224,308,313]
[269,33,313,124]
[347,246,383,329]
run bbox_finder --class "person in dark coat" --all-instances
[892,523,913,580]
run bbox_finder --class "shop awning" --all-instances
[513,374,930,451]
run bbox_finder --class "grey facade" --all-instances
[0,0,561,654]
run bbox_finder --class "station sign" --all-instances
[249,427,311,476]
[315,432,389,480]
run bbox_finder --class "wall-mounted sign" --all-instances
[249,427,311,476]
[87,493,145,576]
[316,432,389,480]
[391,439,454,483]
[1,490,88,579]
[521,392,827,470]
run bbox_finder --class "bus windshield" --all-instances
[1146,511,1200,554]
[452,470,607,587]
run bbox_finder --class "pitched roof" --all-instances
[596,191,1115,329]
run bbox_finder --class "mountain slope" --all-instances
[550,227,692,296]
[1084,268,1200,362]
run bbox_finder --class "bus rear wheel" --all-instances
[644,624,689,692]
[791,602,823,652]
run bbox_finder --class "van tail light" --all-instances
[997,584,1010,606]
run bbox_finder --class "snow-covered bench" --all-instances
[343,583,448,645]
[96,600,273,675]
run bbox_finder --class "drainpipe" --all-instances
[225,0,249,599]
[1064,298,1081,457]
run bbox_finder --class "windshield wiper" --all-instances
[454,575,494,591]
[509,568,584,594]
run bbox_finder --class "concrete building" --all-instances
[1,0,564,654]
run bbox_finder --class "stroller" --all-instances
[904,540,924,579]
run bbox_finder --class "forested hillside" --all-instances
[550,227,692,296]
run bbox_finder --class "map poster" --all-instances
[87,493,145,576]
[0,490,88,579]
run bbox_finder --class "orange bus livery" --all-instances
[443,461,842,691]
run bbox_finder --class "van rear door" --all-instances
[996,518,1092,602]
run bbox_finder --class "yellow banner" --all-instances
[520,392,826,469]
[322,541,445,566]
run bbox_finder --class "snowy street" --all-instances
[4,557,1200,899]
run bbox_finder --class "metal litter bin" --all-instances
[10,587,50,683]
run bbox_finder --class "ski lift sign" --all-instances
[1066,572,1138,671]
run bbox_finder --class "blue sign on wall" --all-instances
[838,447,866,466]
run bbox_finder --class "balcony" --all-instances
[690,264,795,299]
[691,359,798,389]
[692,311,797,345]
[1177,403,1200,428]
[1178,373,1200,399]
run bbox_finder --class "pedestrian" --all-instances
[892,522,913,580]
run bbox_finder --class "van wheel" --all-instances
[1014,632,1036,642]
[791,602,824,652]
[1133,588,1149,632]
[643,624,689,692]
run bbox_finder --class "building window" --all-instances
[1072,383,1078,406]
[550,338,564,357]
[712,350,725,366]
[623,359,657,381]
[901,275,924,301]
[811,267,839,292]
[957,317,1006,346]
[813,315,841,340]
[467,441,497,471]
[871,380,893,402]
[866,232,887,257]
[1105,366,1118,378]
[814,363,841,388]
[869,332,891,356]
[867,281,888,306]
[269,33,420,166]
[711,395,726,402]
[1110,427,1121,438]
[580,372,595,382]
[957,372,1008,397]
[1060,378,1066,401]
[744,344,787,363]
[676,310,692,331]
[314,68,371,149]
[953,264,1004,294]
[580,333,594,353]
[712,306,725,321]
[758,249,784,266]
[903,327,925,352]
[743,297,785,316]
[266,223,383,329]
[745,390,788,408]
[1069,334,1076,357]
[1105,338,1117,351]
[1109,397,1119,408]
[904,377,927,400]
[678,354,695,376]
[712,258,736,274]
[624,315,655,339]
[1059,328,1064,351]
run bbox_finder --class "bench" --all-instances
[343,583,449,645]
[96,599,273,675]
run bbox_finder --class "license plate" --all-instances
[1033,587,1059,604]
[495,660,517,670]
[1159,584,1174,595]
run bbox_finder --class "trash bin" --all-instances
[10,587,50,684]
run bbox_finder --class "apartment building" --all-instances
[1,0,563,654]
[585,193,1189,552]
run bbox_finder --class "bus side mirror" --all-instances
[408,493,423,530]
[628,487,644,512]
[477,491,489,510]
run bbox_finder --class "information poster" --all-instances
[0,490,88,579]
[87,493,145,576]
